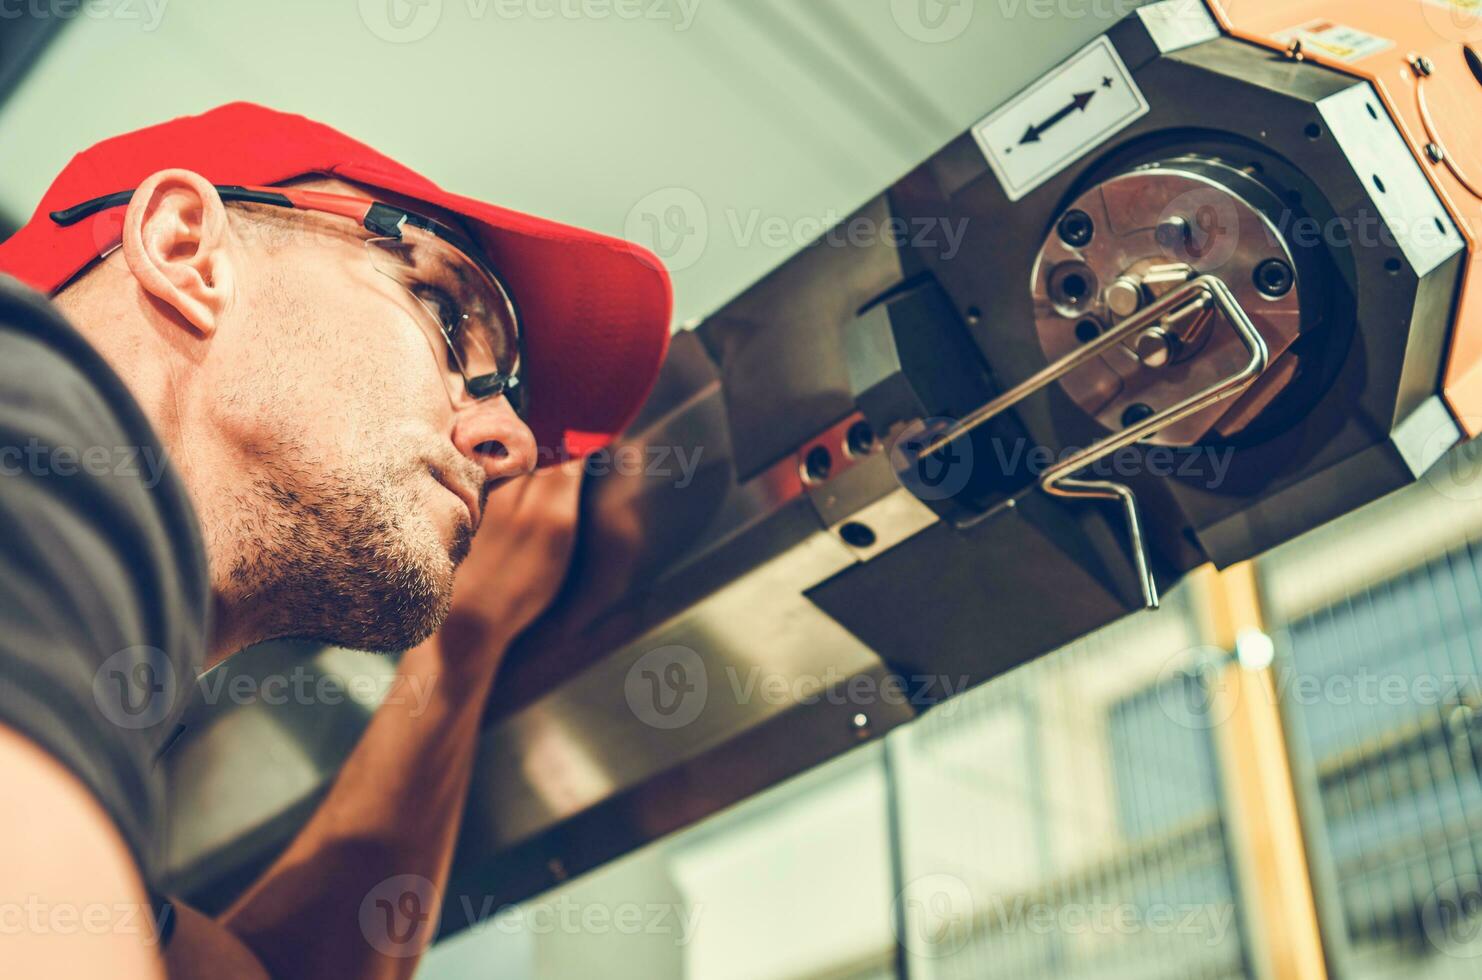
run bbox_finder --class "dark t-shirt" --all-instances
[0,274,209,909]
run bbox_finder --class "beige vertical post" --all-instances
[1193,562,1328,980]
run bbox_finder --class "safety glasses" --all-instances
[51,184,524,413]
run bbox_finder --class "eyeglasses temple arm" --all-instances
[49,186,298,226]
[49,185,399,237]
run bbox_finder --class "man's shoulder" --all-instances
[0,271,64,320]
[0,273,102,368]
[0,269,211,666]
[0,270,210,898]
[0,272,139,406]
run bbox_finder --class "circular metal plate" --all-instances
[1031,158,1302,446]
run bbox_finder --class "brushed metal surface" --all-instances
[164,324,932,911]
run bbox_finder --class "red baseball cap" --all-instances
[0,102,673,463]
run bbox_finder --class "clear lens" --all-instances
[365,228,521,406]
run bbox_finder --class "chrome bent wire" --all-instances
[917,275,1269,609]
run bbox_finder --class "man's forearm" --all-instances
[217,617,512,980]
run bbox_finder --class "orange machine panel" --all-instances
[1210,0,1482,434]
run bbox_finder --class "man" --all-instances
[0,103,672,978]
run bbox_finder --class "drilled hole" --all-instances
[1305,123,1322,140]
[802,446,832,485]
[844,421,877,459]
[1255,259,1294,298]
[840,522,877,549]
[1058,210,1095,247]
[1075,319,1102,344]
[1049,262,1097,312]
[1467,45,1482,88]
[1385,257,1403,275]
[1373,174,1387,194]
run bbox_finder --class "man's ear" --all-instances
[121,169,235,336]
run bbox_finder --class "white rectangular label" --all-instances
[1137,0,1221,53]
[1274,20,1394,63]
[971,36,1150,204]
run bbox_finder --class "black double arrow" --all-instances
[1020,90,1097,145]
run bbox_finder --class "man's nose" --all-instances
[451,395,538,482]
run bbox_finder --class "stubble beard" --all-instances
[220,456,472,653]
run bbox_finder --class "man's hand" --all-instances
[441,460,586,662]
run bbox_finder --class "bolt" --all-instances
[1254,258,1295,298]
[1427,142,1447,164]
[1156,216,1189,253]
[1058,210,1095,248]
[1411,54,1435,77]
[1122,403,1155,428]
[1106,275,1144,318]
[1134,327,1174,369]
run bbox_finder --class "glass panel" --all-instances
[889,584,1254,980]
[1280,542,1482,974]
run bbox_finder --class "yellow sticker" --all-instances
[1274,19,1395,63]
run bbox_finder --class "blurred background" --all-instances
[7,1,1482,977]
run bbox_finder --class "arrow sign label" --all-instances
[1021,90,1097,144]
[972,36,1150,203]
